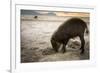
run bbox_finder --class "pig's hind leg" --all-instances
[79,35,85,54]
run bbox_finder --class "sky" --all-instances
[21,10,89,17]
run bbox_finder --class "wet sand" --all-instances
[21,15,89,63]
